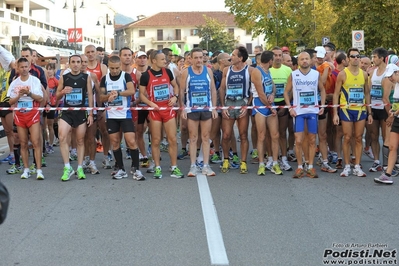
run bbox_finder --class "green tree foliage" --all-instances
[197,16,238,52]
[330,0,399,53]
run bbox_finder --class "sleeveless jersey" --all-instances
[0,68,11,102]
[270,64,292,102]
[62,72,88,107]
[292,69,320,115]
[340,68,366,111]
[252,66,273,98]
[370,68,385,110]
[186,66,211,113]
[146,68,171,107]
[105,71,131,119]
[392,83,399,112]
[87,63,102,82]
[225,65,250,100]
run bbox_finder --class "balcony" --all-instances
[151,36,187,44]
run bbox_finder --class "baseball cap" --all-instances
[386,54,399,65]
[136,51,147,58]
[282,46,290,52]
[323,42,336,51]
[384,63,399,78]
[314,46,326,58]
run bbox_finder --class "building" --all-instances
[0,0,116,58]
[114,12,266,55]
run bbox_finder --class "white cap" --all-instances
[135,51,147,58]
[314,46,326,58]
[384,63,399,78]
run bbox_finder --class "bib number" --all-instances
[348,88,364,104]
[275,84,284,98]
[108,90,123,107]
[370,85,382,100]
[190,91,208,107]
[65,88,83,105]
[299,91,315,106]
[263,80,273,96]
[17,100,33,112]
[153,84,170,102]
[226,84,243,98]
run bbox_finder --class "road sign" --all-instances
[322,36,330,45]
[352,30,364,50]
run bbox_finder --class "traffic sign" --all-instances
[322,36,330,45]
[352,30,364,50]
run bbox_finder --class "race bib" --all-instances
[65,88,83,105]
[153,84,170,102]
[370,85,382,100]
[190,91,208,107]
[17,101,33,108]
[348,88,364,104]
[275,84,284,98]
[49,88,57,106]
[108,90,123,107]
[263,80,273,96]
[226,84,243,97]
[299,91,315,106]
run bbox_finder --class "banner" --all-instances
[68,28,83,43]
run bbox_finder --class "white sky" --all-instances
[111,0,229,18]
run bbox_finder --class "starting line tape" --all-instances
[0,103,391,111]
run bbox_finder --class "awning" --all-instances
[25,43,55,57]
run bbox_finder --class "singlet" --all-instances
[391,83,399,112]
[105,71,131,119]
[252,66,273,99]
[270,64,292,102]
[0,68,11,103]
[87,62,103,82]
[316,62,333,94]
[146,68,171,107]
[370,68,386,110]
[47,77,59,106]
[340,68,366,111]
[186,66,211,113]
[225,65,250,100]
[62,72,88,107]
[292,69,320,116]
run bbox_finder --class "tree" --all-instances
[197,16,238,52]
[225,0,337,50]
[330,0,399,53]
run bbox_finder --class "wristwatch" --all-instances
[174,94,179,99]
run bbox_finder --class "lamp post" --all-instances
[96,14,113,51]
[63,0,85,54]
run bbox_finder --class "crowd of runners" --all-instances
[0,42,399,185]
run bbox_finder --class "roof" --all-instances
[131,12,236,27]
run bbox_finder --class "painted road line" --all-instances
[197,174,229,265]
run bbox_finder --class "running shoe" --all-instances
[340,167,351,177]
[112,169,128,179]
[61,166,74,181]
[88,162,100,174]
[363,147,374,160]
[132,170,146,181]
[76,168,86,179]
[353,166,366,177]
[177,149,189,160]
[280,160,293,171]
[250,150,259,164]
[6,164,22,174]
[202,165,216,176]
[41,156,47,167]
[240,162,248,174]
[265,160,273,171]
[69,153,78,161]
[307,168,318,178]
[271,164,283,175]
[292,168,304,178]
[369,162,382,172]
[336,158,343,169]
[374,173,393,185]
[29,164,37,174]
[125,149,131,159]
[221,159,230,173]
[36,171,44,180]
[140,157,149,168]
[1,153,14,164]
[21,170,31,179]
[160,142,169,152]
[257,164,266,176]
[287,152,297,162]
[210,153,222,164]
[102,157,112,169]
[331,152,338,164]
[196,161,204,170]
[187,165,197,177]
[147,161,155,173]
[153,167,162,179]
[321,162,337,173]
[171,167,184,178]
[232,155,240,165]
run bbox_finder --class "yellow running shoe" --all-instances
[221,159,229,173]
[240,161,248,174]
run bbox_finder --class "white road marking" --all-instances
[197,174,229,265]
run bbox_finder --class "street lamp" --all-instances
[96,14,113,51]
[63,0,85,54]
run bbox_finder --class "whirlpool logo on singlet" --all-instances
[294,79,317,86]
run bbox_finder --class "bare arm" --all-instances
[333,71,345,116]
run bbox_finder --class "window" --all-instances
[175,29,181,40]
[190,29,198,36]
[157,45,163,50]
[139,30,145,37]
[140,45,145,52]
[157,29,163,41]
[228,28,234,35]
[246,43,253,54]
[246,30,251,36]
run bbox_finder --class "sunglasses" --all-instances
[349,54,360,58]
[203,53,209,56]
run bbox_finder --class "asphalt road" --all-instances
[0,136,398,266]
